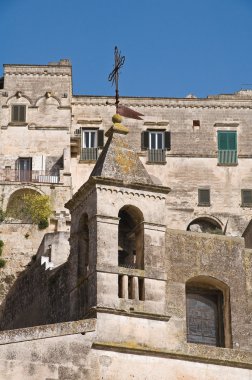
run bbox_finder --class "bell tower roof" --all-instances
[90,114,154,185]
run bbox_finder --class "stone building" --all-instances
[0,60,251,379]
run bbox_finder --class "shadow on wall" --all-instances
[0,235,71,331]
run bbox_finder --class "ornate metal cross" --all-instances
[108,46,125,113]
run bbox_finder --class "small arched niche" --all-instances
[118,205,144,269]
[187,216,223,235]
[6,188,41,223]
[77,213,89,276]
[186,276,232,348]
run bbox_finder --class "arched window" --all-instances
[187,217,223,235]
[186,276,231,348]
[118,205,144,269]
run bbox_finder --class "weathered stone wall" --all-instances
[165,229,251,351]
[71,93,252,236]
[0,319,250,380]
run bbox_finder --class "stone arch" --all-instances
[118,205,144,270]
[6,188,42,223]
[187,215,223,235]
[6,93,32,106]
[35,94,61,107]
[186,275,232,348]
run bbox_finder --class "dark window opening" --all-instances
[193,120,200,127]
[138,278,145,301]
[118,206,144,270]
[118,275,123,298]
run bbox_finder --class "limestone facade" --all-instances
[0,60,251,379]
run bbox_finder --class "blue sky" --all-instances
[1,0,252,98]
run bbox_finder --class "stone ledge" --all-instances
[0,319,96,345]
[93,341,252,369]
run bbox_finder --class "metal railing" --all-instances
[218,150,237,165]
[147,149,166,163]
[0,170,59,184]
[80,147,98,161]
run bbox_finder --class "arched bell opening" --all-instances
[118,205,144,270]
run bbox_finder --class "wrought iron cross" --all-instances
[108,46,125,112]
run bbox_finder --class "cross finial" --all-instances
[108,46,125,113]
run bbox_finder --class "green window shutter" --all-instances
[218,131,228,150]
[227,132,236,150]
[218,131,237,165]
[218,131,237,150]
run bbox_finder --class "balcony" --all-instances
[0,169,59,184]
[147,149,166,163]
[80,147,98,161]
[218,150,237,165]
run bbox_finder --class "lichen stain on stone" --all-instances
[114,147,136,174]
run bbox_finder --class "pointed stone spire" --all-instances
[90,114,153,185]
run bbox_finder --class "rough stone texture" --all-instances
[0,61,252,378]
[90,123,154,185]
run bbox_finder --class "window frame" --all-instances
[217,130,237,165]
[186,286,225,347]
[241,189,252,207]
[11,105,26,123]
[149,131,165,150]
[198,188,211,207]
[81,129,97,149]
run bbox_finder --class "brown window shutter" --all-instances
[97,130,104,148]
[164,131,171,150]
[141,131,149,150]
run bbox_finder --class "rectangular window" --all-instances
[16,157,32,182]
[141,130,171,163]
[149,131,164,149]
[217,131,237,165]
[198,189,210,206]
[241,189,252,207]
[80,129,104,161]
[11,105,26,122]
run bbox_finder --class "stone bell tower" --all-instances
[65,114,170,321]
